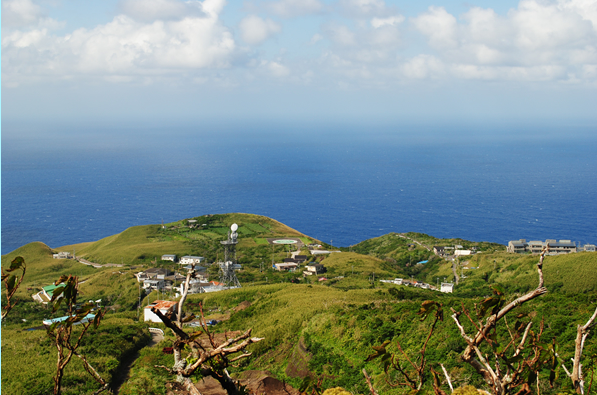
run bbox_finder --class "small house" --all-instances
[303,263,326,276]
[440,283,454,293]
[161,254,177,262]
[53,251,73,259]
[433,246,446,257]
[180,256,204,265]
[143,279,165,290]
[274,263,299,272]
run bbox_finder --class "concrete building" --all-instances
[303,263,326,276]
[433,246,446,257]
[274,262,299,272]
[144,300,178,323]
[441,283,454,293]
[161,254,177,262]
[583,244,596,252]
[53,251,72,259]
[507,239,577,254]
[180,256,204,265]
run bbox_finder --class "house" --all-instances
[144,300,178,323]
[303,263,326,276]
[180,280,212,295]
[274,263,299,272]
[32,284,63,304]
[161,254,177,262]
[584,244,596,252]
[135,267,173,282]
[294,255,308,263]
[143,279,165,290]
[180,256,204,265]
[433,246,446,257]
[440,283,454,293]
[53,251,72,259]
[454,250,472,257]
[507,239,577,254]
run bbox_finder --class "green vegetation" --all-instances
[2,213,597,395]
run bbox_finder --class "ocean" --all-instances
[2,123,597,255]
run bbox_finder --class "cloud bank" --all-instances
[2,0,597,88]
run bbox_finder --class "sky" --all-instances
[2,0,597,132]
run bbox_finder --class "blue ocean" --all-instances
[2,122,597,255]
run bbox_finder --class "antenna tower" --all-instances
[219,223,241,288]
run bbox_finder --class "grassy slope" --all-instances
[63,213,317,265]
[3,214,597,394]
[1,316,149,395]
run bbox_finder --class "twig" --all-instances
[441,364,454,392]
[363,369,378,395]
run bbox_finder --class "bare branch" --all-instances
[363,369,379,395]
[440,364,454,393]
[513,322,533,357]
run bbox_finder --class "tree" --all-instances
[45,275,108,395]
[152,263,263,395]
[449,245,558,395]
[1,256,26,320]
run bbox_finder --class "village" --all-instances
[34,228,596,326]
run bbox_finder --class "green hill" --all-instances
[3,214,597,395]
[67,213,317,266]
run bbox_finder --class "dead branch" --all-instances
[440,364,454,393]
[569,305,597,394]
[363,369,379,395]
[450,245,550,395]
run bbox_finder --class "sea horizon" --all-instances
[2,122,597,255]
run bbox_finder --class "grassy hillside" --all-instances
[3,214,597,395]
[1,242,101,295]
[1,315,149,395]
[67,213,317,266]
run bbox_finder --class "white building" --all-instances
[161,254,177,262]
[53,251,72,259]
[274,263,299,272]
[441,283,454,293]
[143,279,165,290]
[454,250,472,257]
[180,256,204,265]
[144,300,178,323]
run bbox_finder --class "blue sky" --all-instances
[2,0,597,131]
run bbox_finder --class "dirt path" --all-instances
[110,331,163,394]
[397,234,432,251]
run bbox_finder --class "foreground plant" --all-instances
[366,300,443,393]
[45,275,108,395]
[1,256,26,320]
[152,263,263,395]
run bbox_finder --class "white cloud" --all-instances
[402,55,444,79]
[268,61,290,77]
[412,6,458,50]
[371,15,404,28]
[2,0,44,28]
[239,15,281,45]
[337,0,389,18]
[324,23,357,46]
[264,0,324,18]
[408,0,597,82]
[119,0,205,22]
[2,0,236,85]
